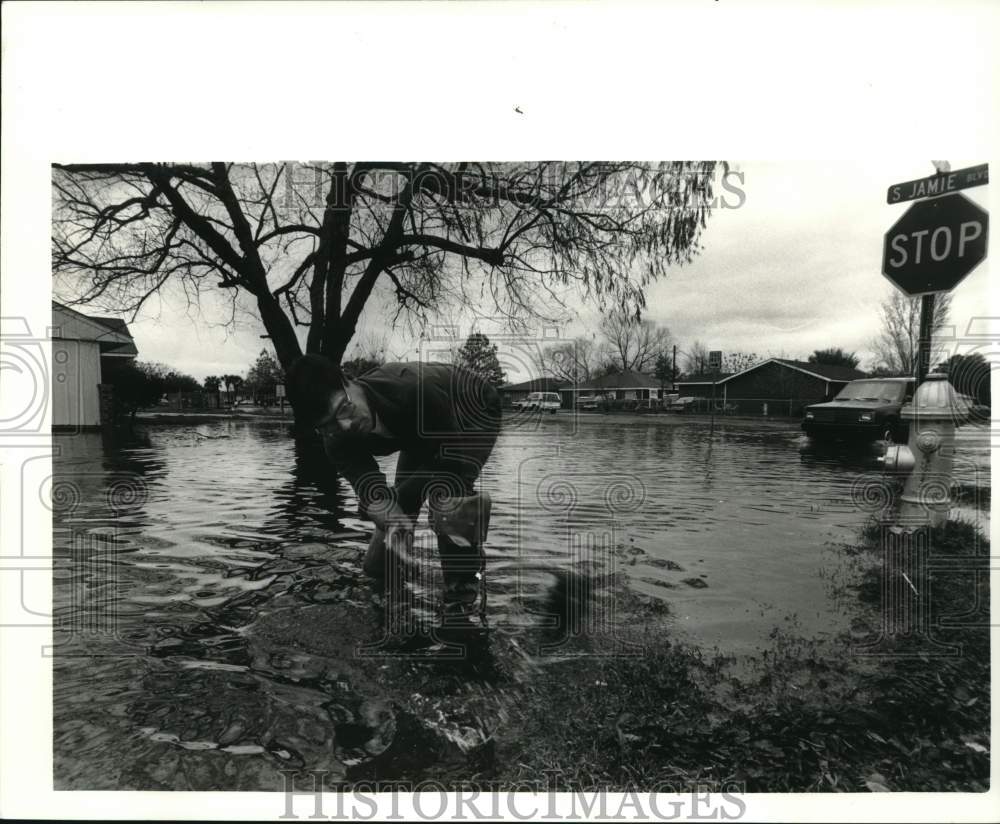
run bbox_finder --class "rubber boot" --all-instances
[430,493,491,619]
[438,537,483,606]
[430,491,492,547]
[363,525,415,592]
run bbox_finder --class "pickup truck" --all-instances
[513,391,561,414]
[802,377,915,441]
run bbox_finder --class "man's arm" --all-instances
[319,433,409,531]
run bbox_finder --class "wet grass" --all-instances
[496,518,990,792]
[67,499,986,791]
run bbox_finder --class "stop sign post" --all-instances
[882,193,988,296]
[882,171,989,384]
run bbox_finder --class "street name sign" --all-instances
[886,164,988,204]
[882,193,988,296]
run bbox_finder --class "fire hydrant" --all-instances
[878,372,971,527]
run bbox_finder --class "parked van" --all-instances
[802,377,915,441]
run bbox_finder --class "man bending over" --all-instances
[287,355,501,614]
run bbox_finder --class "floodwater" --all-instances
[51,413,990,789]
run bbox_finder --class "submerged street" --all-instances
[51,414,990,789]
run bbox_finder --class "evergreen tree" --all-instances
[103,360,168,421]
[244,349,285,401]
[809,348,861,369]
[157,365,201,393]
[455,332,506,386]
[220,374,243,402]
[936,353,991,406]
[654,352,674,393]
[341,356,382,379]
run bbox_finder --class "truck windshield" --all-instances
[834,381,906,403]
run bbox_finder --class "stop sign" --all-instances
[882,193,989,296]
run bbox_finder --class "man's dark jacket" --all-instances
[319,362,501,520]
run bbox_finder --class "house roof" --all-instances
[571,370,663,391]
[51,302,137,356]
[678,371,734,384]
[499,377,567,393]
[89,316,139,357]
[772,358,866,382]
[677,358,866,386]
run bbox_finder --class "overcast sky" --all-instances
[95,159,991,383]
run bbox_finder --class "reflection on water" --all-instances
[52,416,990,788]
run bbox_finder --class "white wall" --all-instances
[51,339,101,428]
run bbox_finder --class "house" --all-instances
[675,358,867,416]
[562,370,672,408]
[498,377,567,407]
[51,302,138,429]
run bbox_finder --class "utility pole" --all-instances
[672,344,677,387]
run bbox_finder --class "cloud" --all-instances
[108,160,990,382]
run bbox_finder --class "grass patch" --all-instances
[495,519,990,792]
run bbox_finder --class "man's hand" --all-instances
[386,520,414,561]
[363,511,415,579]
[385,504,412,532]
[386,504,415,553]
[368,503,409,534]
[386,518,419,583]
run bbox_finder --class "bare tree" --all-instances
[345,330,389,363]
[340,330,389,378]
[870,291,952,375]
[416,314,465,366]
[683,340,711,376]
[599,310,672,373]
[52,162,726,383]
[541,336,604,383]
[721,351,760,374]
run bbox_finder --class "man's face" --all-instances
[319,385,373,436]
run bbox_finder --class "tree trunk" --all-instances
[255,290,303,373]
[327,330,354,366]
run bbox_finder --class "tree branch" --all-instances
[399,234,504,266]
